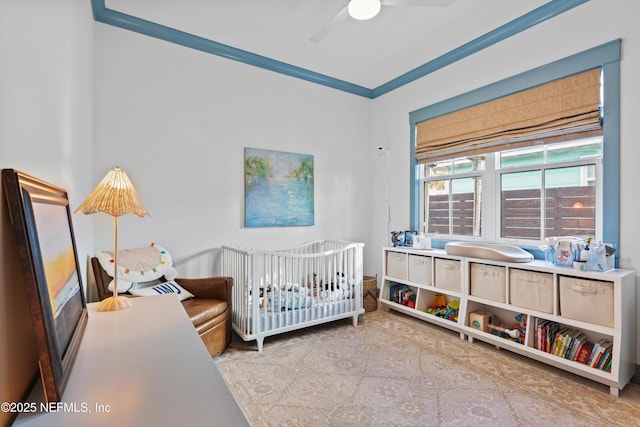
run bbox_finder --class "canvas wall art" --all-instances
[244,148,314,227]
[2,169,87,403]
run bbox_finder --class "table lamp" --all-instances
[75,167,148,311]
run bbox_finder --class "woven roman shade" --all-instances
[416,68,602,163]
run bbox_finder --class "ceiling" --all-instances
[100,0,586,97]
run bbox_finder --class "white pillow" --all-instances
[97,244,175,292]
[129,281,195,302]
[108,278,134,293]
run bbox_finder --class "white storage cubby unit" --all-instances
[381,246,636,396]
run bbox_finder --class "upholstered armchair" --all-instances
[91,257,233,357]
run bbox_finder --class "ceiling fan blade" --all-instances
[381,0,455,7]
[310,6,349,44]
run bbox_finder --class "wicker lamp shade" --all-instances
[76,167,148,311]
[75,167,148,217]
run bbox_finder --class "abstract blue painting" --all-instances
[244,148,314,227]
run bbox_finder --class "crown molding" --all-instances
[92,0,589,99]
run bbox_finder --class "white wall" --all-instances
[370,0,640,362]
[0,0,94,423]
[92,24,374,274]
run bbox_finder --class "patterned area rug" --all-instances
[215,308,640,426]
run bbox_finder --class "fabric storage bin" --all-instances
[509,269,553,313]
[408,255,431,285]
[434,258,461,292]
[559,276,614,327]
[470,263,506,303]
[386,251,407,280]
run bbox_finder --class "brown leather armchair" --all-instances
[91,257,233,357]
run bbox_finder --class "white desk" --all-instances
[15,295,248,426]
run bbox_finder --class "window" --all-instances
[422,157,484,237]
[410,41,621,255]
[419,136,602,245]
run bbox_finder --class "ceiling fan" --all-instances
[310,0,456,43]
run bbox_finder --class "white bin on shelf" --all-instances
[509,269,553,313]
[434,258,461,292]
[470,263,506,303]
[386,251,407,280]
[408,255,431,285]
[559,276,614,327]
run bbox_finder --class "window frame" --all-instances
[419,160,486,240]
[409,40,621,259]
[418,146,602,246]
[495,152,602,246]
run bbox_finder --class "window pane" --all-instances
[546,137,602,163]
[425,160,451,177]
[500,146,544,168]
[501,171,541,239]
[544,165,596,238]
[452,177,482,236]
[424,180,449,234]
[453,156,485,174]
[423,156,485,178]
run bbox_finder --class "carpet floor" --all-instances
[214,307,640,426]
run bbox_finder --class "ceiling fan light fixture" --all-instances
[348,0,382,21]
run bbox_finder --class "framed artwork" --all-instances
[244,148,314,227]
[2,169,88,403]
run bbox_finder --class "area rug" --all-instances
[215,308,640,426]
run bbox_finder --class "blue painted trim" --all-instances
[92,0,588,99]
[92,0,374,98]
[602,59,621,266]
[91,0,101,20]
[409,40,622,259]
[373,0,589,98]
[409,125,418,230]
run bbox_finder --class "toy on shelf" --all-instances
[487,323,519,338]
[426,294,459,322]
[487,313,526,344]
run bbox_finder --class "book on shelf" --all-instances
[388,283,408,304]
[560,330,575,359]
[597,350,612,370]
[597,342,613,370]
[575,341,594,364]
[534,319,545,351]
[563,330,586,360]
[546,322,559,353]
[602,354,613,372]
[567,332,587,361]
[552,326,570,356]
[541,327,617,370]
[589,339,613,368]
[590,347,605,368]
[588,341,601,366]
[534,320,565,354]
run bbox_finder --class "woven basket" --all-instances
[363,275,378,312]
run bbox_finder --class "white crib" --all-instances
[222,240,364,351]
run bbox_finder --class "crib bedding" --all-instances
[256,278,355,311]
[247,300,357,335]
[223,240,364,351]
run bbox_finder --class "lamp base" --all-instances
[96,295,134,311]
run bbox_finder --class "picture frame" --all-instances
[2,169,88,403]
